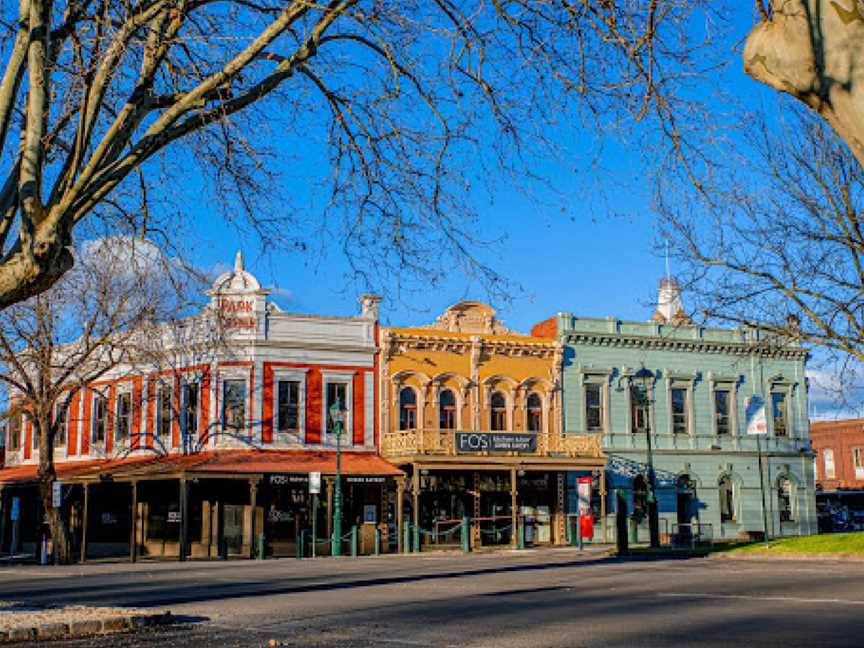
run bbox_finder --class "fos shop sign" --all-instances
[456,432,537,454]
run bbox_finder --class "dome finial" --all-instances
[234,249,244,273]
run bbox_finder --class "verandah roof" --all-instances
[0,449,403,485]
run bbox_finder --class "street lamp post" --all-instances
[634,366,660,549]
[329,399,346,556]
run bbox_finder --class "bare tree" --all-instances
[661,107,864,362]
[745,0,864,170]
[0,0,731,310]
[0,236,200,562]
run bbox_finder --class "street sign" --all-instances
[10,496,19,521]
[309,471,321,494]
[52,482,63,508]
[745,395,767,435]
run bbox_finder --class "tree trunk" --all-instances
[35,415,71,564]
[744,1,864,169]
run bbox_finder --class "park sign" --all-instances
[455,432,537,454]
[745,395,767,435]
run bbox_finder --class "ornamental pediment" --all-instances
[427,301,520,335]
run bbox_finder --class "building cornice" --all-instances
[563,331,808,360]
[384,331,560,358]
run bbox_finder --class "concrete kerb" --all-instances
[0,611,174,644]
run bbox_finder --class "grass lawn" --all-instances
[730,532,864,555]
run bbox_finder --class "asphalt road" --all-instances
[2,547,864,647]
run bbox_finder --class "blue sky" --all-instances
[179,9,768,334]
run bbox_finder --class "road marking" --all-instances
[658,592,864,606]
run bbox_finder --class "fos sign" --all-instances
[455,432,537,453]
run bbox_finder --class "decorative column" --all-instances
[395,476,405,553]
[555,472,566,545]
[179,478,188,562]
[325,477,334,544]
[412,466,420,530]
[472,471,481,547]
[129,481,138,563]
[248,478,258,559]
[600,469,607,543]
[470,337,482,430]
[80,483,89,563]
[510,467,518,548]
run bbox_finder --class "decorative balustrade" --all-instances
[380,429,603,459]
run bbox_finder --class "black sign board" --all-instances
[269,474,309,485]
[455,432,537,453]
[345,476,386,484]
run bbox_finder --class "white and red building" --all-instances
[0,253,401,561]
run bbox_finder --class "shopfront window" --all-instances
[527,393,542,432]
[277,380,300,432]
[490,391,507,431]
[439,389,456,430]
[399,387,417,430]
[223,379,247,435]
[632,475,648,522]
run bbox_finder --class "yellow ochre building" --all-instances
[379,301,606,550]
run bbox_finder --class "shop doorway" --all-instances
[223,504,244,555]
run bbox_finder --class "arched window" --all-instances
[719,476,735,522]
[778,478,794,522]
[439,389,456,430]
[399,387,417,431]
[490,391,507,431]
[632,475,648,521]
[527,393,543,432]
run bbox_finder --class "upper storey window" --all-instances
[183,381,200,441]
[7,413,20,451]
[527,393,543,432]
[714,388,731,435]
[439,389,456,430]
[630,385,649,434]
[325,381,350,438]
[91,392,107,445]
[53,401,68,449]
[771,390,789,437]
[399,387,417,431]
[671,387,688,435]
[584,383,603,432]
[490,392,507,431]
[823,448,836,479]
[223,379,247,435]
[156,385,172,446]
[277,380,300,433]
[115,391,132,442]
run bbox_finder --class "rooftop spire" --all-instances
[234,249,244,273]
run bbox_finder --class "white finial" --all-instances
[234,250,244,273]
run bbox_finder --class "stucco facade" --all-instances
[550,312,817,542]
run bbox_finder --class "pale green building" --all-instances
[554,280,817,543]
